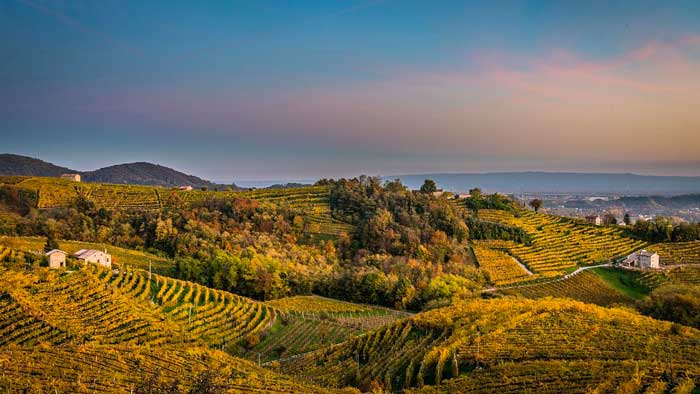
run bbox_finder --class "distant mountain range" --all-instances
[5,154,700,195]
[386,172,700,195]
[0,154,241,189]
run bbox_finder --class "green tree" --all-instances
[44,234,60,252]
[419,179,437,194]
[528,199,543,213]
[624,213,631,226]
[636,285,700,328]
[468,188,482,199]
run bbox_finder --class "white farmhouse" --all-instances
[622,250,660,269]
[45,249,67,269]
[638,250,660,269]
[74,249,112,268]
[60,173,81,182]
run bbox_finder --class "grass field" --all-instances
[590,267,652,300]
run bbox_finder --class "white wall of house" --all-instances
[47,253,66,269]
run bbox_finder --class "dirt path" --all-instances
[483,262,612,293]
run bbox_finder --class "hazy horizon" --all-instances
[2,1,700,180]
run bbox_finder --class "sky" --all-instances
[1,0,700,182]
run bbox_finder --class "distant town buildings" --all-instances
[60,173,81,182]
[74,249,112,268]
[587,196,609,202]
[585,215,602,226]
[622,250,660,269]
[45,249,67,269]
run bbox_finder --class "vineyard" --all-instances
[408,359,698,394]
[266,295,411,332]
[648,241,700,265]
[472,245,534,286]
[0,261,401,365]
[498,270,634,306]
[475,209,646,275]
[0,344,345,393]
[0,235,172,273]
[280,298,700,392]
[633,265,700,289]
[0,264,366,392]
[8,177,353,238]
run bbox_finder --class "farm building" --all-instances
[179,185,193,191]
[621,250,660,269]
[45,249,67,269]
[585,215,602,226]
[74,249,112,268]
[638,250,660,269]
[60,173,81,182]
[454,193,471,199]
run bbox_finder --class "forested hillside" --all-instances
[0,154,239,189]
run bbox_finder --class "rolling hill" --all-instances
[0,261,385,393]
[0,154,74,177]
[0,154,240,189]
[281,298,700,392]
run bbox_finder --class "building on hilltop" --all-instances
[74,249,112,268]
[60,173,81,182]
[45,249,67,269]
[585,215,602,226]
[621,250,660,269]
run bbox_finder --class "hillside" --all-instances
[0,263,375,392]
[281,298,700,392]
[82,161,237,189]
[0,154,240,189]
[0,154,74,177]
[473,208,645,276]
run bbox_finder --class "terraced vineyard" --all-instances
[101,266,279,348]
[0,265,356,392]
[472,245,534,286]
[648,241,700,265]
[634,265,700,289]
[9,177,353,237]
[280,298,700,392]
[498,270,633,306]
[267,295,411,332]
[408,359,698,394]
[0,344,342,393]
[475,209,646,275]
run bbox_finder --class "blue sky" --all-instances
[2,0,700,181]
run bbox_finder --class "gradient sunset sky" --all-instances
[2,0,699,181]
